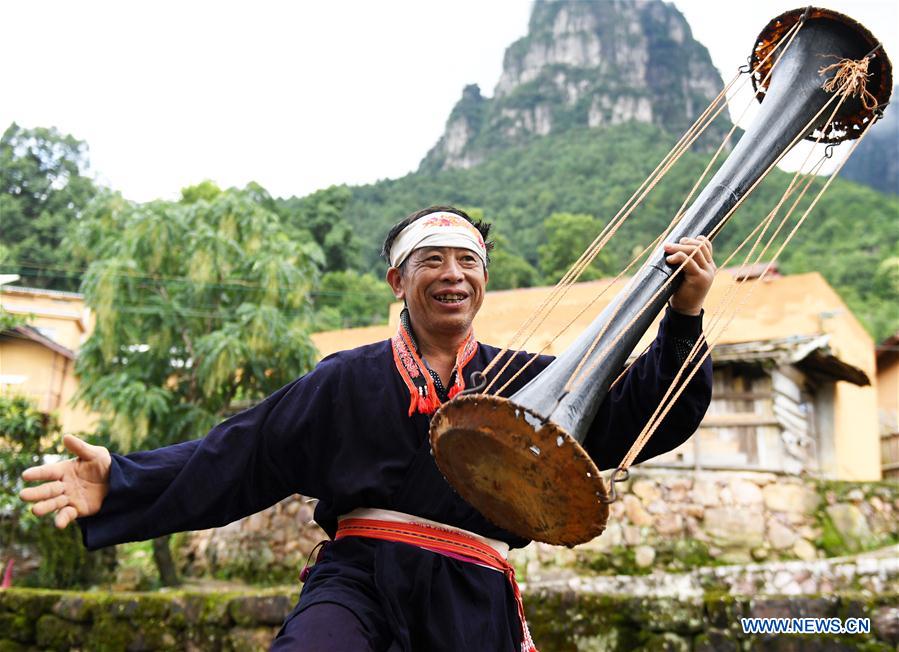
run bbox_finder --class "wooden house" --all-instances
[313,267,879,480]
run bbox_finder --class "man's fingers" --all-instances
[667,238,713,270]
[31,494,70,517]
[697,237,714,267]
[21,462,63,483]
[690,237,711,267]
[63,434,95,460]
[20,480,66,503]
[665,251,686,266]
[666,251,701,275]
[678,238,712,267]
[55,506,79,530]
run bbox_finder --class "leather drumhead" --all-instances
[430,394,609,547]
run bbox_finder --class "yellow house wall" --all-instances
[0,340,63,411]
[833,382,881,480]
[0,338,98,434]
[0,288,90,351]
[311,324,393,360]
[58,368,98,434]
[1,288,99,433]
[804,281,878,481]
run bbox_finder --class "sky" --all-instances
[1,1,896,203]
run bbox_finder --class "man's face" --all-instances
[387,246,487,339]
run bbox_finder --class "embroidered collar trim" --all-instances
[391,308,478,416]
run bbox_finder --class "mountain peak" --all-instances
[420,0,726,172]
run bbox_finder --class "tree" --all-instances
[487,233,539,291]
[179,178,224,205]
[314,270,395,330]
[67,183,322,585]
[0,396,113,587]
[538,212,613,283]
[866,252,899,339]
[276,185,362,272]
[0,123,97,290]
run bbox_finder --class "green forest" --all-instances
[2,119,898,344]
[350,123,898,341]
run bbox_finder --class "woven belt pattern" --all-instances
[336,517,537,652]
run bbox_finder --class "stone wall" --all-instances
[0,588,292,652]
[525,590,899,651]
[2,585,897,652]
[176,470,899,585]
[525,545,899,599]
[513,470,899,581]
[178,497,324,585]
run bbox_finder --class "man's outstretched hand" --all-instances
[19,434,111,529]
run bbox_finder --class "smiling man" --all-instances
[384,209,492,411]
[20,206,715,652]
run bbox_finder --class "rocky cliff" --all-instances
[421,0,727,172]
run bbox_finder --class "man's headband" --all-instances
[388,212,488,269]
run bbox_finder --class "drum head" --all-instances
[751,7,892,143]
[430,394,609,547]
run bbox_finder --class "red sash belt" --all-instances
[336,517,538,652]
